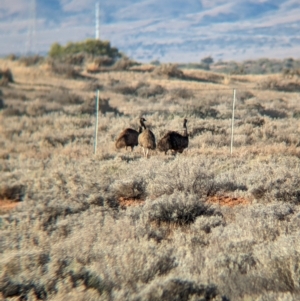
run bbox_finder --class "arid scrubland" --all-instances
[1,59,300,301]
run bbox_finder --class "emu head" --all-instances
[140,117,147,129]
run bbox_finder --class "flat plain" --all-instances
[1,58,300,301]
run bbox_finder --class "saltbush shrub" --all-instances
[144,193,215,226]
[49,39,121,61]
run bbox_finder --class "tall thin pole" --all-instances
[230,89,236,155]
[27,0,36,54]
[94,90,100,154]
[95,2,100,40]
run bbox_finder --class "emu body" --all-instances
[138,118,156,157]
[157,119,188,154]
[115,118,146,152]
[115,127,142,151]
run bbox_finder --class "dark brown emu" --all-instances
[115,118,146,151]
[157,118,188,154]
[138,118,156,158]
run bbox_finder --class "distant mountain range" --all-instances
[1,0,300,62]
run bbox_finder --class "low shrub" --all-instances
[19,55,44,66]
[282,68,300,79]
[47,61,82,79]
[44,135,77,147]
[45,89,84,105]
[60,52,87,65]
[0,184,26,201]
[293,111,300,119]
[186,105,220,119]
[84,80,104,91]
[0,68,14,86]
[80,97,122,115]
[170,88,194,99]
[258,77,300,92]
[5,53,18,61]
[137,278,220,301]
[2,107,24,117]
[243,117,265,127]
[0,97,5,110]
[137,84,165,98]
[113,83,137,95]
[111,57,139,71]
[92,55,114,67]
[145,193,215,226]
[237,90,255,103]
[259,107,288,119]
[49,39,121,60]
[25,102,62,116]
[153,64,185,79]
[3,91,28,101]
[111,178,146,200]
[189,124,226,137]
[113,82,165,98]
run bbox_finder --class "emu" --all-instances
[157,118,188,154]
[138,118,156,158]
[115,118,146,151]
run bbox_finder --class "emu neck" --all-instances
[183,123,188,137]
[140,120,147,130]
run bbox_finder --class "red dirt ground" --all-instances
[0,198,20,213]
[119,195,250,209]
[118,197,145,209]
[1,195,249,213]
[207,195,250,207]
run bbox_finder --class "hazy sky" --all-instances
[1,0,300,62]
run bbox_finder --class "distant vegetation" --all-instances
[48,39,122,65]
[4,39,300,76]
[4,39,125,71]
[181,57,300,75]
[49,39,121,59]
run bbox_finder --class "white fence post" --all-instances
[230,89,236,155]
[94,89,100,154]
